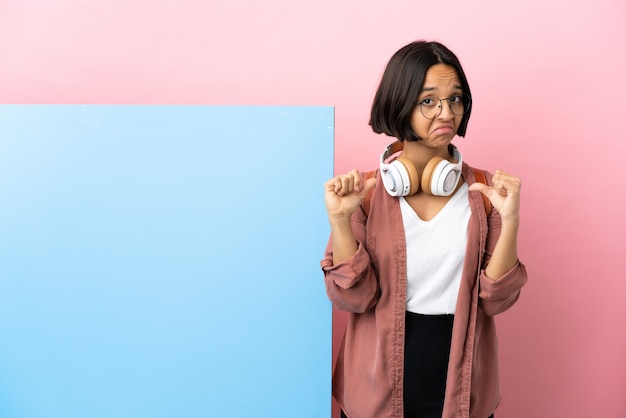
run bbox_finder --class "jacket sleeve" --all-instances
[478,261,527,316]
[478,198,528,316]
[320,210,380,313]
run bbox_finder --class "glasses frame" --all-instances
[417,93,471,120]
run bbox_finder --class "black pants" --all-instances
[340,312,494,418]
[403,312,454,418]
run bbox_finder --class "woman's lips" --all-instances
[432,125,454,135]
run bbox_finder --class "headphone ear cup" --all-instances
[380,158,420,196]
[421,157,445,195]
[422,157,462,196]
[395,157,420,196]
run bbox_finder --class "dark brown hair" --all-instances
[370,41,472,141]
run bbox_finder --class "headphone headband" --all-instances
[381,141,405,163]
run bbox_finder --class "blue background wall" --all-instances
[0,105,334,418]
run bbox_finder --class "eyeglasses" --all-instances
[417,93,471,120]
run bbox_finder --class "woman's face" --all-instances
[410,63,464,149]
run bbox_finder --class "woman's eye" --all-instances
[450,95,463,103]
[420,98,436,106]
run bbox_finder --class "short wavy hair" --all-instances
[370,41,473,141]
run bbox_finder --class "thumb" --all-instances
[359,177,377,199]
[468,182,489,195]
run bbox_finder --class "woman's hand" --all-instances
[469,170,521,224]
[469,170,522,280]
[324,169,377,222]
[324,169,376,265]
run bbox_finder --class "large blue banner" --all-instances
[0,105,333,418]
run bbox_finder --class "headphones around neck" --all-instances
[379,141,463,197]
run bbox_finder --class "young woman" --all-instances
[321,41,528,418]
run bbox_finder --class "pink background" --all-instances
[2,1,625,417]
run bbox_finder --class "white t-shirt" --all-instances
[400,183,471,315]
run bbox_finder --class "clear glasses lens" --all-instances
[419,94,471,119]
